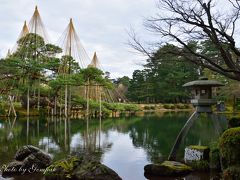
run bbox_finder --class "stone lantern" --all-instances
[168,77,225,161]
[183,77,224,113]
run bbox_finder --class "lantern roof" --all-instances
[183,77,224,87]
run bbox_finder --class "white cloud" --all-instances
[0,0,156,78]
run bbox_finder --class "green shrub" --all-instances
[114,103,125,111]
[219,127,240,166]
[101,107,111,117]
[163,104,170,109]
[102,102,113,111]
[175,104,186,109]
[103,102,119,111]
[124,104,140,112]
[144,106,151,110]
[72,96,86,108]
[228,117,240,128]
[103,103,139,112]
[150,106,155,110]
[89,100,100,110]
[183,104,191,109]
[102,103,123,112]
[163,104,175,109]
[144,105,155,110]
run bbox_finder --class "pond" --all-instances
[0,112,227,180]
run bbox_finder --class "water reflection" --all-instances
[169,112,227,160]
[7,117,16,140]
[0,112,228,180]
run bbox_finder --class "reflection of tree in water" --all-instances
[0,117,47,164]
[127,113,227,162]
[0,117,114,164]
[38,117,114,161]
[0,114,188,164]
[128,113,188,162]
[182,114,227,148]
[0,118,24,163]
[0,113,226,166]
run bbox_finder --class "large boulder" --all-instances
[144,161,192,177]
[15,145,40,161]
[2,145,52,177]
[45,155,122,180]
[73,162,121,180]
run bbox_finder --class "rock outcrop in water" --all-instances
[2,145,52,178]
[144,161,192,177]
[2,146,122,180]
[45,155,122,180]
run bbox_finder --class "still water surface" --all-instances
[0,112,227,180]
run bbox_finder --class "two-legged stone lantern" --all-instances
[183,77,224,113]
[168,77,224,160]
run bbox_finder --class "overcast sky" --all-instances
[0,0,157,78]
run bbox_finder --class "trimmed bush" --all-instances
[143,105,155,110]
[114,103,125,112]
[163,104,170,109]
[219,127,240,166]
[183,104,191,109]
[101,107,111,117]
[150,106,155,110]
[102,102,139,113]
[124,104,140,112]
[175,104,185,109]
[163,104,175,109]
[144,106,151,110]
[89,101,99,110]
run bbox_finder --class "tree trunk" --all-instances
[86,78,90,119]
[99,87,102,119]
[60,93,62,116]
[65,85,68,117]
[37,78,40,110]
[68,86,71,117]
[27,87,30,116]
[54,96,57,116]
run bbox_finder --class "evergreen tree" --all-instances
[128,44,199,103]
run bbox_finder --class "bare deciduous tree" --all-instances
[129,0,240,81]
